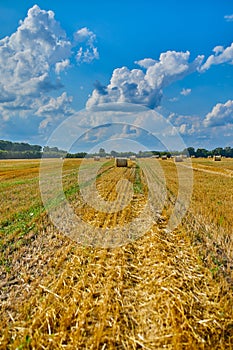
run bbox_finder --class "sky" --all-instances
[0,0,233,151]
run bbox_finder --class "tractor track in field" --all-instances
[179,162,233,178]
[73,164,148,230]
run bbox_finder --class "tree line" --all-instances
[1,140,233,159]
[181,147,233,158]
[85,147,233,158]
[0,140,66,159]
[0,140,42,159]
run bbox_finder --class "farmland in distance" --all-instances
[0,157,232,349]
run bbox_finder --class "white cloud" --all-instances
[168,113,200,135]
[87,50,204,109]
[0,5,98,132]
[145,51,203,88]
[37,92,74,130]
[36,92,73,116]
[169,97,179,102]
[88,66,163,109]
[74,27,99,63]
[55,59,70,74]
[158,105,233,148]
[0,5,70,103]
[213,46,224,54]
[76,46,99,64]
[0,83,16,103]
[135,58,157,69]
[203,100,233,127]
[74,27,95,43]
[200,43,233,71]
[178,124,187,135]
[180,88,191,96]
[224,14,233,22]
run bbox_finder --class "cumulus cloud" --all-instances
[200,43,233,71]
[74,27,96,43]
[74,27,99,63]
[224,14,233,22]
[145,51,203,87]
[86,66,163,109]
[203,100,233,127]
[0,5,98,130]
[87,50,204,109]
[180,88,191,96]
[213,46,224,54]
[0,5,71,94]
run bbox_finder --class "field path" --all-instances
[180,161,233,178]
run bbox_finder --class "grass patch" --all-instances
[133,163,144,194]
[0,177,37,190]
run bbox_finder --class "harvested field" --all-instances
[0,158,232,349]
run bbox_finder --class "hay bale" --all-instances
[115,158,128,167]
[213,155,221,161]
[94,156,100,161]
[161,155,167,160]
[129,155,136,160]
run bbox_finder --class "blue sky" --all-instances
[1,0,233,151]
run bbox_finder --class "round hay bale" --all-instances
[174,156,183,162]
[115,158,128,167]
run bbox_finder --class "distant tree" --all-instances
[183,147,195,157]
[99,148,106,156]
[213,147,224,156]
[151,151,160,156]
[224,147,233,158]
[110,150,117,157]
[66,152,87,158]
[0,140,13,151]
[43,146,60,152]
[196,148,209,158]
[0,140,41,153]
